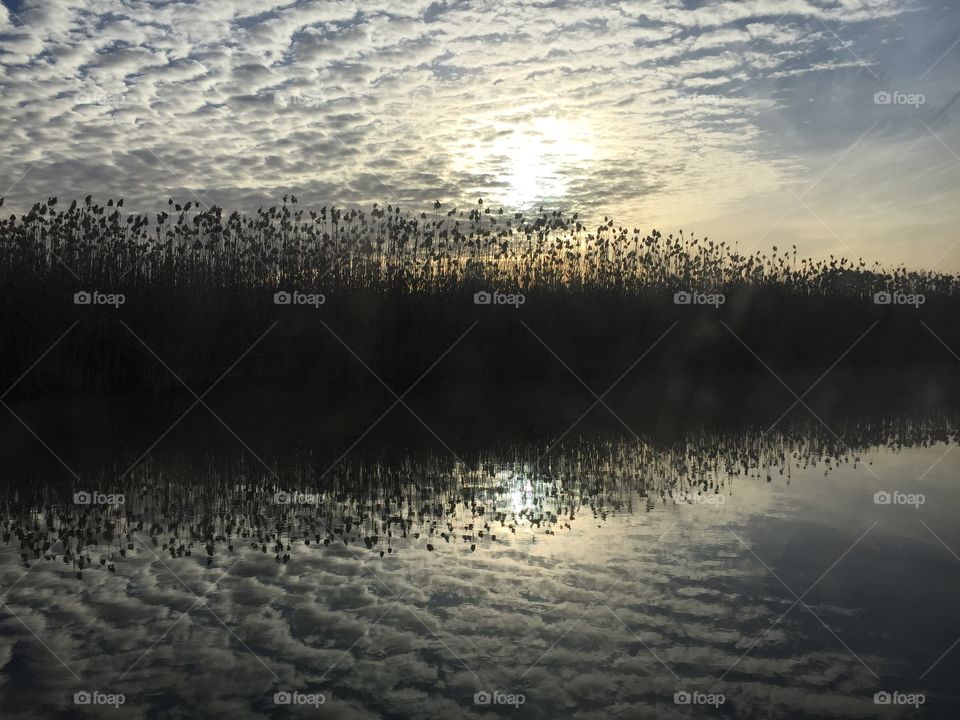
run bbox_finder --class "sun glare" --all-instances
[459,116,595,208]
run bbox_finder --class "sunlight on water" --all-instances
[1,420,957,718]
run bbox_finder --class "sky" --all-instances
[0,0,959,269]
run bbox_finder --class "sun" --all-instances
[458,116,596,208]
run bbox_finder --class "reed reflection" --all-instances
[3,414,955,581]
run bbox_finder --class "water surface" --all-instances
[1,413,958,718]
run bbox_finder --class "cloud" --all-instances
[0,511,889,719]
[0,429,955,717]
[0,0,957,267]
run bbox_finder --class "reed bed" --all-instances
[2,196,955,296]
[2,196,959,394]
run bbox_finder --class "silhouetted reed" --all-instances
[2,196,959,393]
[4,195,956,295]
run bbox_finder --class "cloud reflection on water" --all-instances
[1,421,958,718]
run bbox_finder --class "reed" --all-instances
[2,196,954,295]
[2,196,958,394]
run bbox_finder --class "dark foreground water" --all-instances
[1,397,959,719]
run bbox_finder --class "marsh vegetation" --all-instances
[2,196,958,393]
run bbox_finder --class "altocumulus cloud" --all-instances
[1,0,959,266]
[0,502,888,719]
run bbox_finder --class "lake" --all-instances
[0,386,958,719]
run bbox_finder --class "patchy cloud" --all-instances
[0,0,958,267]
[0,502,888,719]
